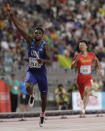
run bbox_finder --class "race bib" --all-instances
[80,65,91,75]
[29,57,42,68]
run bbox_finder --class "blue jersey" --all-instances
[25,40,48,95]
[20,81,28,95]
[27,40,47,73]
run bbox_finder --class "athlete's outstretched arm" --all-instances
[5,4,32,46]
[37,44,52,65]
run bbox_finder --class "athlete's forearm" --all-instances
[95,57,101,70]
[42,59,52,65]
[71,55,79,69]
[6,4,31,43]
[10,14,24,32]
[71,61,77,69]
[96,61,100,70]
[9,13,32,44]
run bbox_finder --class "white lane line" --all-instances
[68,125,105,131]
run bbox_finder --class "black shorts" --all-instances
[20,94,30,105]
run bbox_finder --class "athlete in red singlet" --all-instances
[71,40,101,117]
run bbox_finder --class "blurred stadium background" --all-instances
[0,0,105,114]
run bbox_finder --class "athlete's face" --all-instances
[34,29,43,41]
[79,42,87,52]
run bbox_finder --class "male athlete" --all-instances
[71,40,102,117]
[6,4,51,126]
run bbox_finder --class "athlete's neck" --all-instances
[35,40,42,47]
[81,51,88,57]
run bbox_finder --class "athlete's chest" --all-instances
[28,47,44,68]
[29,46,44,58]
[78,55,92,65]
[78,55,93,75]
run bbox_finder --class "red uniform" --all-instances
[73,52,96,96]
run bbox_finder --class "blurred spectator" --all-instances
[0,0,105,76]
[55,84,69,110]
[19,76,29,112]
[102,79,105,91]
[67,79,78,109]
[8,74,19,112]
[100,58,105,75]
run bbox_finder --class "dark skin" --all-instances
[6,4,51,65]
[6,4,51,113]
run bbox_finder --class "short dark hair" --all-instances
[34,27,45,34]
[58,84,63,88]
[79,40,88,45]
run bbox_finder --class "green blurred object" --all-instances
[46,37,54,49]
[58,54,72,69]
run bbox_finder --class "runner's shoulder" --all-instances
[74,53,81,57]
[88,52,96,57]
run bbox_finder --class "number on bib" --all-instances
[80,65,91,75]
[29,57,42,68]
